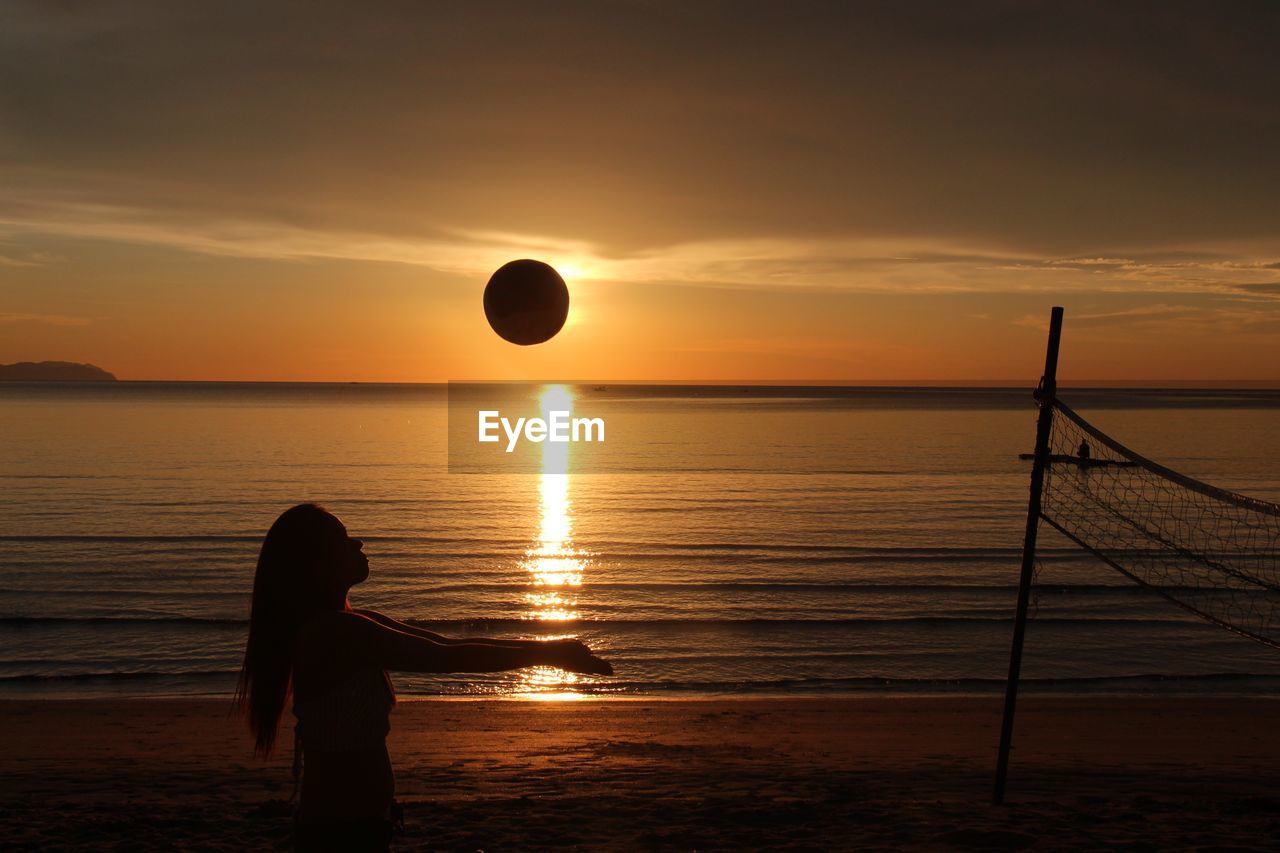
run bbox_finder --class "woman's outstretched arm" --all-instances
[352,608,561,650]
[325,611,612,675]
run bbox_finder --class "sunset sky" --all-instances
[2,2,1278,382]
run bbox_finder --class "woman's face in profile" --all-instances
[321,516,369,588]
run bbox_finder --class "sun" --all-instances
[555,261,589,281]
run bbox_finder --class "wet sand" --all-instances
[3,696,1279,850]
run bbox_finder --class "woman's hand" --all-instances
[543,638,613,676]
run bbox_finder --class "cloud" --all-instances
[1072,304,1200,325]
[1014,304,1192,332]
[0,243,53,267]
[1,1,1278,261]
[1224,282,1280,298]
[5,194,1280,299]
[0,311,91,326]
[1015,302,1280,337]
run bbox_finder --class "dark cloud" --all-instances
[1,1,1278,255]
[1231,282,1280,295]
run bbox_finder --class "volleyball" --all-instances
[483,259,570,345]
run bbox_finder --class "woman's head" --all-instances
[236,503,368,755]
[256,503,369,606]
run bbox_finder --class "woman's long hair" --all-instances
[236,503,343,756]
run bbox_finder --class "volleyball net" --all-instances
[1038,399,1280,648]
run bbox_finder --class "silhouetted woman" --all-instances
[237,503,611,851]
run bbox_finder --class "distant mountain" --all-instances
[0,361,118,381]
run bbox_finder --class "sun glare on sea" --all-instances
[518,385,590,697]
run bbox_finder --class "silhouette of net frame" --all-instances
[1039,399,1280,649]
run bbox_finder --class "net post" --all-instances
[993,305,1064,805]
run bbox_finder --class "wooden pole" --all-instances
[993,306,1064,805]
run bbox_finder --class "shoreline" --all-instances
[5,695,1279,849]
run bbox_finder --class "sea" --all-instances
[3,382,1279,699]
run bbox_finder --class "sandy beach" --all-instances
[3,696,1279,850]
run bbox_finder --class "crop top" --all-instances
[293,667,396,753]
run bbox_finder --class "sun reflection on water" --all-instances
[518,385,589,697]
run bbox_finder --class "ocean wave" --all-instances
[0,535,1055,553]
[0,614,1203,628]
[0,669,238,684]
[411,581,1212,595]
[0,580,1231,599]
[550,672,1280,694]
[6,670,1277,696]
[0,615,247,626]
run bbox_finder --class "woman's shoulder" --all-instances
[298,609,379,642]
[294,611,380,668]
